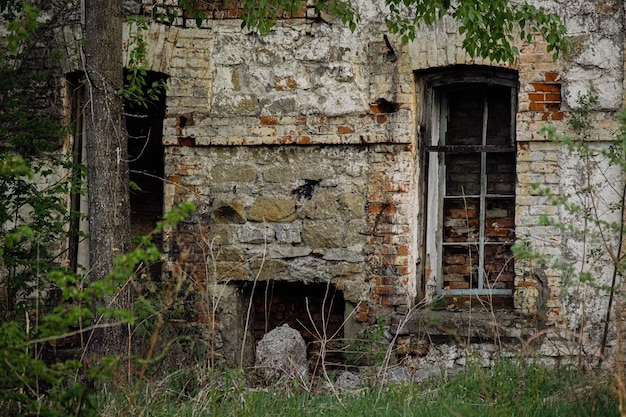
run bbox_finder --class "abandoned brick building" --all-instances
[14,0,626,366]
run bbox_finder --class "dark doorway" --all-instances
[124,71,167,241]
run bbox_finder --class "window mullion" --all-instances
[478,89,488,291]
[436,92,448,294]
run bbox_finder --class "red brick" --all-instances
[259,116,278,125]
[444,265,471,274]
[550,111,564,121]
[496,273,515,282]
[222,1,243,11]
[178,136,196,146]
[544,72,559,82]
[374,285,395,295]
[368,202,388,214]
[529,102,546,112]
[546,102,561,112]
[532,83,561,92]
[370,103,384,114]
[337,125,354,134]
[544,93,561,102]
[397,266,410,275]
[485,228,510,237]
[377,296,395,306]
[528,93,545,102]
[490,218,514,227]
[356,312,369,323]
[448,208,478,219]
[297,136,311,144]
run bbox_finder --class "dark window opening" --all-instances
[124,71,167,255]
[66,71,88,274]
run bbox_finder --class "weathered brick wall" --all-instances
[122,0,626,364]
[512,0,624,357]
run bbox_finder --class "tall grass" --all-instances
[99,358,618,417]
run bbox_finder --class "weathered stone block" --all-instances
[211,201,246,224]
[236,224,276,243]
[301,220,344,248]
[298,189,338,220]
[269,246,312,259]
[344,220,367,246]
[211,93,259,115]
[323,248,364,263]
[330,262,364,279]
[210,163,257,183]
[265,166,295,183]
[211,247,245,263]
[340,192,365,218]
[248,196,297,222]
[212,261,244,281]
[248,259,288,281]
[274,222,303,244]
[287,257,331,282]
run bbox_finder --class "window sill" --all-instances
[398,308,535,342]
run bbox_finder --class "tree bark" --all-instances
[84,0,131,355]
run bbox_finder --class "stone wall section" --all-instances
[122,0,626,363]
[130,3,421,349]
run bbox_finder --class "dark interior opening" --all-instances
[124,70,167,244]
[65,71,86,274]
[246,281,345,365]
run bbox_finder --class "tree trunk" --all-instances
[84,0,131,355]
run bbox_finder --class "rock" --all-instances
[255,324,309,386]
[299,189,338,219]
[211,201,246,224]
[122,0,142,15]
[269,245,312,259]
[335,371,361,390]
[383,366,412,384]
[248,197,297,222]
[323,248,364,263]
[301,219,344,247]
[210,163,257,183]
[236,224,275,243]
[413,365,443,383]
[275,222,302,243]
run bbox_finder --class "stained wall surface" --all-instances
[121,0,625,364]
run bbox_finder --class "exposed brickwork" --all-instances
[143,0,311,24]
[250,281,344,359]
[516,38,563,139]
[163,112,413,146]
[365,143,416,324]
[121,0,625,364]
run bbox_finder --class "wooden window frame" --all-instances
[421,68,518,297]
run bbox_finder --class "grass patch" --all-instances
[100,359,619,417]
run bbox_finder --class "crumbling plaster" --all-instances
[120,0,626,364]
